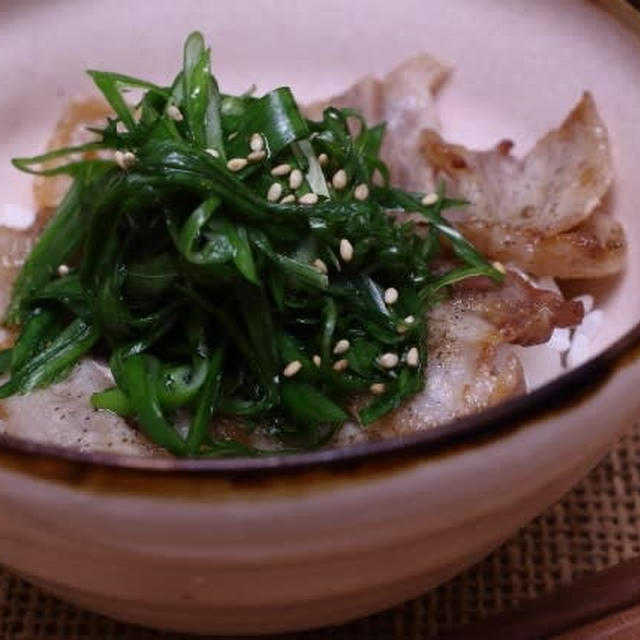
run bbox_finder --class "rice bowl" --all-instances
[0,0,639,634]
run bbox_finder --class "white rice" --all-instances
[0,203,35,230]
[517,284,602,390]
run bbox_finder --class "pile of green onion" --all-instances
[3,32,500,457]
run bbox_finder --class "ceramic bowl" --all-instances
[1,0,640,634]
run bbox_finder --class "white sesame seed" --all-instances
[421,192,439,206]
[247,150,266,162]
[271,163,292,176]
[333,339,350,355]
[378,353,399,369]
[340,238,354,262]
[396,315,416,334]
[57,264,70,277]
[114,150,136,170]
[283,360,303,377]
[289,169,304,190]
[318,153,329,166]
[250,133,264,152]
[227,158,248,172]
[354,183,369,201]
[280,194,296,204]
[370,383,386,395]
[116,121,128,134]
[384,287,399,305]
[166,104,184,122]
[298,192,318,205]
[332,169,348,190]
[333,358,349,372]
[267,182,283,203]
[406,347,419,368]
[313,354,322,367]
[206,148,220,158]
[227,132,238,141]
[313,258,328,274]
[492,260,507,275]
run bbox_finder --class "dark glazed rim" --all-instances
[0,315,639,476]
[0,0,639,478]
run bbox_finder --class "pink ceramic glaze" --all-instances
[1,0,640,634]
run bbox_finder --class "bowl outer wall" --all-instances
[0,348,637,633]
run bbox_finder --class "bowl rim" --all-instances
[0,314,638,476]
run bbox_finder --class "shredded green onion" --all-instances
[4,31,502,457]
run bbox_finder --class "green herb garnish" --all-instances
[4,32,501,457]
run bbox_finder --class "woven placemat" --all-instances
[1,423,639,640]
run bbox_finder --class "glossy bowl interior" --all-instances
[1,0,640,635]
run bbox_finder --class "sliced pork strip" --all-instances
[421,93,612,233]
[304,53,450,190]
[453,208,626,278]
[0,359,165,456]
[0,201,155,455]
[370,271,583,438]
[0,208,54,330]
[419,93,623,278]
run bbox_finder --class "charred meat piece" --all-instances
[304,53,450,190]
[371,271,583,437]
[420,93,625,278]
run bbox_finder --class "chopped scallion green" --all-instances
[5,31,502,457]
